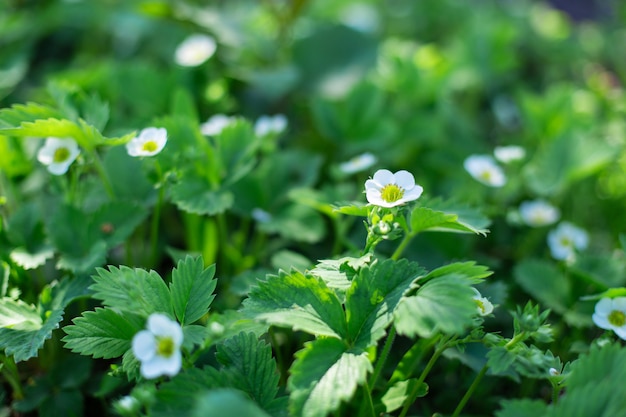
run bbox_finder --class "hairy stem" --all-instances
[370,326,397,389]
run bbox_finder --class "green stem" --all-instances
[1,355,23,400]
[149,185,165,267]
[398,335,453,417]
[391,233,414,261]
[504,332,526,349]
[551,383,561,405]
[370,326,396,389]
[362,381,377,417]
[90,150,115,199]
[451,364,488,417]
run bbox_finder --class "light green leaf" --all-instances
[411,201,490,236]
[10,246,54,270]
[0,102,62,128]
[345,259,424,349]
[496,399,547,417]
[514,259,571,314]
[170,256,217,325]
[382,379,428,412]
[215,119,261,185]
[215,332,281,410]
[289,338,372,417]
[169,177,234,215]
[421,261,492,285]
[242,270,347,338]
[395,274,477,338]
[332,202,369,217]
[310,254,372,292]
[62,308,143,359]
[90,266,173,316]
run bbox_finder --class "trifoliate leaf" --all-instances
[170,256,217,325]
[345,259,424,349]
[288,338,372,417]
[215,332,281,410]
[242,270,347,338]
[394,273,477,338]
[169,177,234,215]
[62,308,143,359]
[90,266,173,316]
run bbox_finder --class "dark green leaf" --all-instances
[170,177,234,215]
[514,259,571,314]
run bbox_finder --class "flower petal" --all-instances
[372,169,394,186]
[612,297,626,312]
[394,170,415,189]
[594,297,614,315]
[401,184,423,202]
[132,330,156,361]
[613,326,626,341]
[591,312,612,330]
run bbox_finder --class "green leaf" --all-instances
[421,261,492,285]
[394,274,477,338]
[345,259,424,349]
[0,276,91,362]
[496,399,547,417]
[62,308,143,359]
[242,270,347,338]
[382,379,428,413]
[214,119,261,184]
[514,259,571,314]
[411,201,490,236]
[90,266,173,316]
[0,102,63,128]
[10,246,54,270]
[259,204,326,243]
[215,332,281,410]
[90,201,149,249]
[170,256,217,325]
[102,146,155,202]
[310,254,372,293]
[332,202,369,217]
[288,338,372,417]
[169,177,234,215]
[170,88,199,122]
[191,389,272,417]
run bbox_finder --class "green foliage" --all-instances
[170,257,217,325]
[514,259,571,314]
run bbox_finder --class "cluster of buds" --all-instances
[368,210,402,241]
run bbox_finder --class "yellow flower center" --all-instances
[608,310,626,327]
[53,147,71,163]
[156,336,175,357]
[559,237,572,247]
[142,141,158,153]
[474,298,486,314]
[479,170,492,182]
[380,184,404,203]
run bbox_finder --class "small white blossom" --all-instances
[339,152,377,175]
[592,297,626,340]
[174,34,217,67]
[365,169,423,208]
[251,208,272,223]
[116,396,139,413]
[472,288,494,316]
[132,313,183,379]
[549,367,560,376]
[37,137,80,175]
[547,221,589,261]
[463,155,506,187]
[519,199,560,227]
[254,114,288,137]
[494,145,526,164]
[126,127,167,157]
[200,114,236,136]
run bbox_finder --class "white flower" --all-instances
[365,169,423,208]
[126,127,167,157]
[547,221,589,261]
[174,34,217,67]
[519,199,560,227]
[251,208,272,223]
[494,145,526,164]
[339,152,377,175]
[463,155,506,187]
[200,114,236,136]
[472,288,494,316]
[592,297,626,340]
[115,396,139,413]
[132,313,183,379]
[254,114,287,137]
[36,137,80,175]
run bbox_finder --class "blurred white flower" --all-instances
[547,221,589,261]
[251,208,272,223]
[494,145,525,164]
[339,152,377,174]
[174,34,217,67]
[115,396,139,413]
[365,169,423,208]
[36,137,80,175]
[126,127,167,157]
[132,313,183,379]
[463,155,506,187]
[254,114,288,137]
[472,288,494,316]
[592,297,626,340]
[519,199,560,227]
[200,114,236,136]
